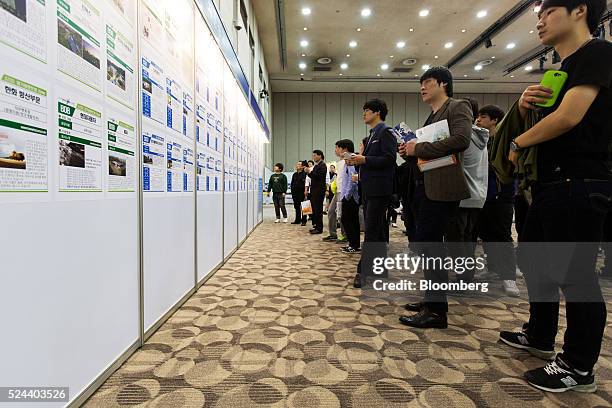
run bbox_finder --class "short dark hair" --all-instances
[300,160,308,166]
[363,98,388,121]
[313,149,324,160]
[420,66,454,97]
[538,0,607,34]
[464,98,479,121]
[274,162,284,171]
[308,160,314,165]
[335,139,355,153]
[478,105,506,122]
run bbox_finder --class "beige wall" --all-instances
[270,92,520,168]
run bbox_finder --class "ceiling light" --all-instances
[422,64,430,70]
[409,28,414,32]
[510,75,515,78]
[349,40,357,48]
[474,65,483,71]
[300,73,304,76]
[301,53,306,57]
[529,30,534,34]
[389,55,394,58]
[525,65,533,71]
[444,42,453,49]
[419,9,429,17]
[461,29,467,33]
[303,27,308,31]
[301,7,311,16]
[340,63,348,70]
[491,56,496,59]
[339,73,343,76]
[534,5,541,13]
[464,74,468,77]
[414,74,418,77]
[300,40,309,47]
[434,55,439,59]
[361,8,371,17]
[477,10,487,18]
[356,27,362,32]
[381,63,389,70]
[299,62,307,69]
[396,41,406,48]
[376,74,381,77]
[506,42,516,49]
[346,54,350,57]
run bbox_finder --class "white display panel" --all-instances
[222,66,237,257]
[0,1,139,406]
[139,0,196,331]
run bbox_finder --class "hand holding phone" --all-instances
[534,70,568,108]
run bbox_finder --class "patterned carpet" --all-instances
[84,207,612,407]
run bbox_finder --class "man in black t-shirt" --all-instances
[498,0,611,394]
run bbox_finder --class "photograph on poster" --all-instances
[107,60,126,90]
[143,153,154,164]
[141,5,162,47]
[82,40,100,68]
[1,0,26,23]
[58,19,83,56]
[0,132,26,169]
[109,155,126,176]
[142,77,152,94]
[59,139,85,168]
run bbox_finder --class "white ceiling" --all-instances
[252,0,612,93]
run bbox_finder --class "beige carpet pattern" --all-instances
[84,208,612,407]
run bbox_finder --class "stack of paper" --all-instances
[415,119,456,171]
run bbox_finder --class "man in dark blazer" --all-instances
[290,160,308,225]
[399,66,472,329]
[347,98,398,287]
[305,150,327,234]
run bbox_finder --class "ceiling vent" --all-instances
[402,58,417,66]
[316,57,332,64]
[392,67,413,73]
[478,59,494,66]
[313,66,332,72]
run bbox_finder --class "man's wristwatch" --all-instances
[510,139,523,152]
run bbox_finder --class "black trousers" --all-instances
[520,179,611,372]
[341,197,360,249]
[272,192,287,219]
[292,194,307,223]
[411,184,459,313]
[514,192,530,242]
[478,199,517,280]
[358,195,390,280]
[444,207,481,281]
[311,191,325,231]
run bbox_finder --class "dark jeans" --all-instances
[311,191,325,231]
[514,192,530,242]
[520,179,611,372]
[478,199,517,280]
[341,197,360,249]
[272,192,287,219]
[358,195,390,280]
[411,184,459,313]
[445,207,481,282]
[292,194,307,223]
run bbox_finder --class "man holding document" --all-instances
[398,66,472,328]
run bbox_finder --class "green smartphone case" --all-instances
[534,70,568,108]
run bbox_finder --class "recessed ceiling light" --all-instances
[349,40,357,48]
[474,65,483,71]
[303,27,308,31]
[381,63,389,70]
[444,42,453,49]
[300,40,309,47]
[301,53,306,57]
[506,42,516,49]
[346,54,350,57]
[534,5,542,13]
[356,27,362,32]
[299,62,307,69]
[339,73,343,76]
[300,73,304,76]
[464,74,468,77]
[361,8,371,17]
[461,29,467,33]
[525,65,533,71]
[510,75,515,78]
[389,55,394,58]
[491,56,496,59]
[529,30,534,34]
[409,28,414,32]
[434,55,439,59]
[301,7,311,16]
[396,41,406,48]
[422,64,430,70]
[376,74,381,77]
[419,9,429,17]
[477,10,487,18]
[414,74,418,77]
[340,63,348,70]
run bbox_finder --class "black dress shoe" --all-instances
[300,223,307,226]
[404,302,425,312]
[399,310,447,329]
[309,229,323,234]
[353,274,362,288]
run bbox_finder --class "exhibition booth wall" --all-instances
[0,1,268,407]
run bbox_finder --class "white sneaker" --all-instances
[502,280,520,297]
[516,267,524,278]
[392,223,397,228]
[283,218,288,223]
[274,219,280,223]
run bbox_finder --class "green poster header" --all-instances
[2,75,47,96]
[77,103,101,118]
